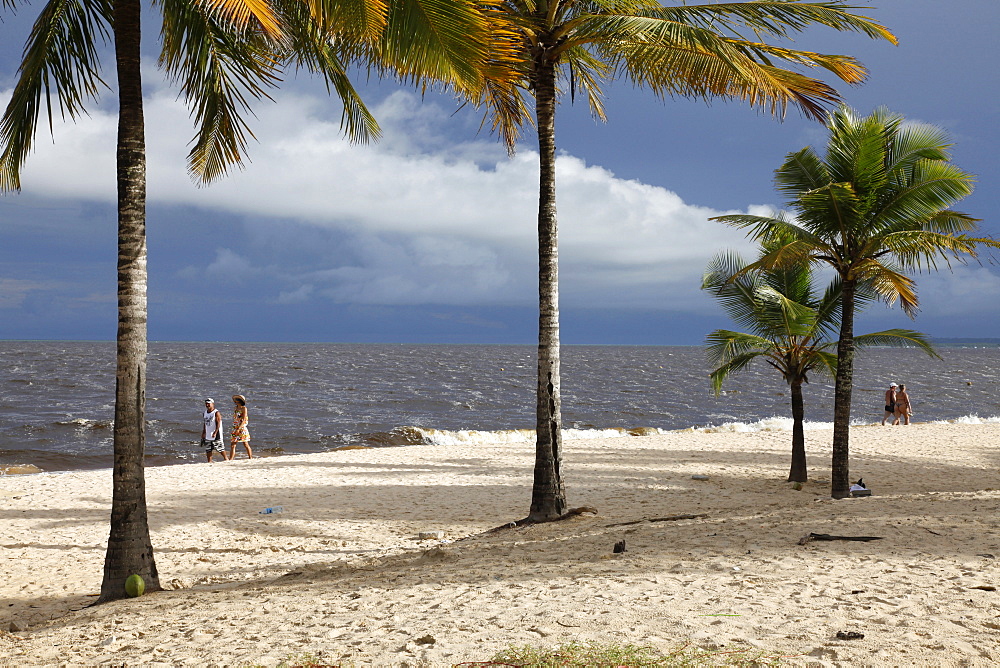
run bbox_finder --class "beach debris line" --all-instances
[835,630,865,640]
[798,533,884,545]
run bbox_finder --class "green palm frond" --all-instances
[754,284,819,338]
[275,0,380,144]
[656,1,896,45]
[707,351,766,395]
[562,45,609,120]
[570,15,859,119]
[773,146,829,197]
[702,250,766,332]
[851,258,917,313]
[886,118,953,170]
[810,349,838,377]
[874,160,975,230]
[921,210,981,235]
[301,0,387,39]
[159,0,284,183]
[0,0,112,191]
[376,0,494,90]
[853,328,940,359]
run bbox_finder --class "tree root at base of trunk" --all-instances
[484,506,599,534]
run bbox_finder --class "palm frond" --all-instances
[201,0,283,38]
[0,0,112,191]
[810,349,838,378]
[375,0,499,91]
[754,284,819,338]
[573,15,857,119]
[853,328,940,359]
[875,160,975,231]
[850,257,917,314]
[274,0,380,144]
[561,45,609,121]
[704,333,771,394]
[159,0,284,183]
[297,0,387,40]
[655,1,896,45]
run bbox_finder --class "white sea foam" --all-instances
[687,416,835,433]
[398,426,673,447]
[933,414,1000,425]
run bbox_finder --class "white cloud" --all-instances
[914,265,1000,315]
[0,78,838,312]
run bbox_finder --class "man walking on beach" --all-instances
[882,383,898,426]
[202,398,229,462]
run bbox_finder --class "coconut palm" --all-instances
[703,244,937,483]
[1,0,507,601]
[712,106,999,498]
[470,1,896,521]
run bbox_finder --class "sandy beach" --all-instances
[2,422,1000,666]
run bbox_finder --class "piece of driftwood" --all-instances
[605,513,707,528]
[799,532,884,545]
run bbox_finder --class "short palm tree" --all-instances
[472,1,896,521]
[703,243,937,483]
[1,0,508,601]
[712,106,998,498]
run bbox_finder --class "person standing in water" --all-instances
[893,384,912,425]
[230,394,253,459]
[202,398,228,462]
[881,382,898,426]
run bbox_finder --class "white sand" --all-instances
[2,422,1000,666]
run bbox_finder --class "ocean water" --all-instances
[1,341,998,474]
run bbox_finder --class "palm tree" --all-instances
[702,243,937,483]
[1,0,506,602]
[472,1,896,521]
[712,106,999,498]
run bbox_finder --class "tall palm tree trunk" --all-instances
[98,0,160,602]
[830,279,857,499]
[788,379,807,483]
[528,55,566,522]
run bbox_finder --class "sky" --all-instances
[1,1,999,344]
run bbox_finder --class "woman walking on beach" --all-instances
[230,395,253,459]
[894,385,912,426]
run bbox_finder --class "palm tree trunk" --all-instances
[788,379,807,483]
[527,55,567,522]
[830,278,856,499]
[98,0,160,602]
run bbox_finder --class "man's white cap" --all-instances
[889,383,898,387]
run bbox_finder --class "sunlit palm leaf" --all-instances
[656,1,896,45]
[377,0,494,89]
[159,0,283,183]
[0,0,112,191]
[200,0,283,38]
[853,329,939,358]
